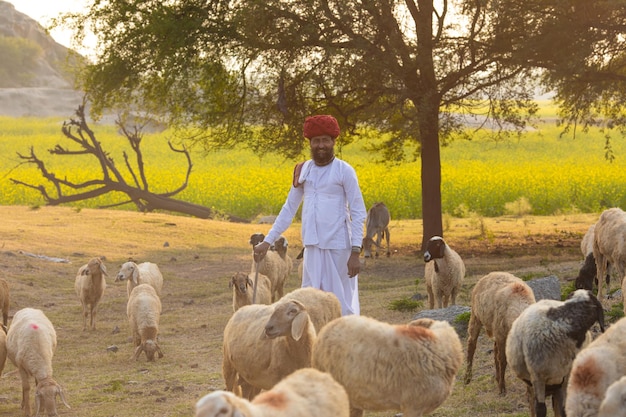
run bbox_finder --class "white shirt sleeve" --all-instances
[264,184,304,245]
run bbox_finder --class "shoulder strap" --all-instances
[293,161,306,188]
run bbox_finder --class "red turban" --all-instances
[302,115,340,139]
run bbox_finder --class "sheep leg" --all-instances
[81,302,88,331]
[450,287,458,306]
[19,368,31,417]
[375,232,382,258]
[494,340,507,395]
[524,384,537,417]
[464,315,483,385]
[551,386,566,417]
[426,284,434,309]
[533,380,547,417]
[222,357,239,394]
[349,406,364,417]
[90,304,97,330]
[384,228,390,257]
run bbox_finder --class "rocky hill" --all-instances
[0,1,85,117]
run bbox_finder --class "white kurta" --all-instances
[264,158,367,315]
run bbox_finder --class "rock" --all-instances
[527,275,562,301]
[412,304,471,337]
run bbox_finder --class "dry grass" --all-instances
[0,206,606,416]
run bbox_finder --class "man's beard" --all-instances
[311,148,334,166]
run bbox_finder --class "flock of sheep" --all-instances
[0,258,164,416]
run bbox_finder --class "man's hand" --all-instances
[347,252,361,278]
[253,241,271,262]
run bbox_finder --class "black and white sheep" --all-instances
[6,308,70,417]
[127,284,163,361]
[74,257,108,331]
[505,289,605,417]
[593,207,626,299]
[312,315,463,417]
[566,316,626,417]
[464,271,536,394]
[115,260,163,298]
[222,298,316,400]
[229,271,272,312]
[250,233,290,302]
[423,236,465,309]
[195,368,350,417]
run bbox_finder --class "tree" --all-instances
[63,1,583,249]
[10,104,249,223]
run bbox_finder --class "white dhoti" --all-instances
[301,246,359,315]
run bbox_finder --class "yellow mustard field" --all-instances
[0,116,625,220]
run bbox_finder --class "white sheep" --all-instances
[229,271,272,312]
[74,257,108,331]
[250,233,290,302]
[273,236,293,281]
[195,367,350,417]
[423,236,465,309]
[576,223,610,292]
[598,375,626,417]
[222,298,316,400]
[280,286,341,334]
[116,261,163,298]
[312,315,463,417]
[566,316,626,417]
[6,308,70,417]
[593,207,626,300]
[464,271,536,394]
[0,278,10,330]
[0,328,7,376]
[127,284,163,361]
[581,223,596,258]
[506,289,605,417]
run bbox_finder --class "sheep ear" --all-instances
[229,279,234,289]
[291,311,308,341]
[100,262,108,277]
[57,385,71,409]
[132,268,139,285]
[246,277,254,287]
[34,391,41,415]
[156,344,164,358]
[133,345,143,360]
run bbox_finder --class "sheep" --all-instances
[423,236,465,309]
[273,235,293,281]
[312,315,463,417]
[505,289,605,417]
[581,224,596,258]
[566,316,626,417]
[0,278,9,330]
[362,202,391,258]
[229,271,272,312]
[593,207,626,300]
[74,257,108,331]
[575,223,610,291]
[598,375,626,417]
[6,308,70,417]
[127,284,163,361]
[222,298,316,400]
[250,233,289,302]
[195,367,350,417]
[115,260,163,298]
[464,271,536,394]
[280,287,342,334]
[0,327,7,376]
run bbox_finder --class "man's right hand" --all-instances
[253,241,271,262]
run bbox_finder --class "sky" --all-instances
[8,0,94,55]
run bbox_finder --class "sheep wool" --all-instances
[250,233,290,302]
[222,299,316,400]
[506,289,605,417]
[598,375,626,417]
[280,287,341,334]
[423,236,465,309]
[0,278,9,329]
[593,207,626,300]
[196,368,349,417]
[6,308,70,417]
[465,271,536,394]
[312,315,463,417]
[116,261,163,298]
[566,316,626,417]
[75,257,108,331]
[127,284,163,361]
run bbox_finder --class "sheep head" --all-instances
[133,339,164,362]
[249,233,265,248]
[35,378,70,417]
[229,272,252,294]
[264,300,310,341]
[86,257,108,277]
[115,261,138,284]
[424,236,446,262]
[195,390,250,417]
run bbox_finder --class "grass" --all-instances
[0,205,614,416]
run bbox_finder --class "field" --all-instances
[1,110,626,221]
[0,205,615,417]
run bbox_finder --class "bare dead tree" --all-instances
[10,104,249,223]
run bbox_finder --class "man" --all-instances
[253,115,367,315]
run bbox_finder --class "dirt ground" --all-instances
[0,206,609,416]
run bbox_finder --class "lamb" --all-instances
[195,367,350,417]
[229,271,272,312]
[127,284,163,361]
[423,236,465,309]
[222,298,316,400]
[593,207,626,300]
[0,278,9,330]
[565,316,626,417]
[249,233,290,302]
[6,307,70,417]
[280,287,341,333]
[116,260,163,298]
[505,289,605,417]
[74,257,108,331]
[598,375,626,417]
[464,271,536,394]
[312,315,463,417]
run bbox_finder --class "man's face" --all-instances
[310,135,335,165]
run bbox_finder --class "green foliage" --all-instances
[561,281,577,301]
[387,297,421,312]
[504,197,533,217]
[455,311,471,324]
[606,301,625,323]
